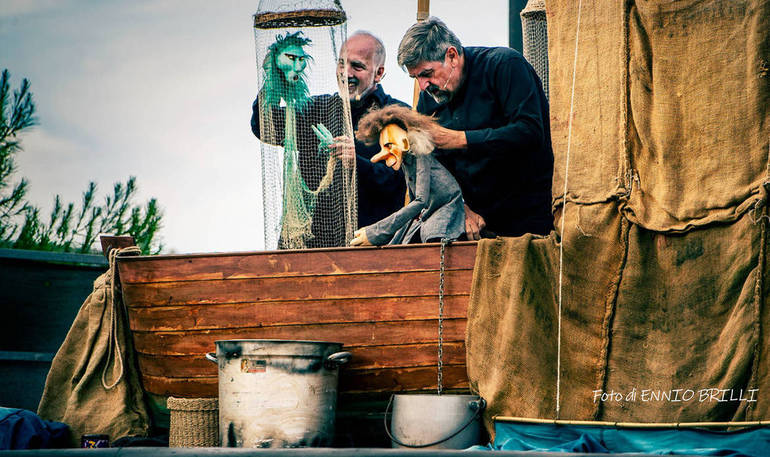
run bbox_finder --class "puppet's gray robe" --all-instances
[363,152,465,245]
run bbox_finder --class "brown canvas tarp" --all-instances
[549,0,770,231]
[602,209,765,422]
[467,204,768,432]
[467,0,770,437]
[467,203,626,425]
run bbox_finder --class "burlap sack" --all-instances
[37,247,150,446]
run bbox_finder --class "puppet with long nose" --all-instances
[351,105,465,246]
[371,123,409,170]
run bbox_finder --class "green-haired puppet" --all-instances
[262,31,313,112]
[257,31,339,249]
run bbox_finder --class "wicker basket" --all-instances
[167,397,219,447]
[253,9,346,28]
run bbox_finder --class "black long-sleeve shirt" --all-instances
[417,46,554,237]
[349,85,408,228]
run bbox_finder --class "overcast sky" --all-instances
[1,0,508,253]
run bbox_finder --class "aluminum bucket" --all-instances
[206,339,350,448]
[388,394,486,449]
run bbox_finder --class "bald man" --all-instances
[336,31,408,228]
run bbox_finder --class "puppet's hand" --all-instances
[350,228,372,246]
[312,123,335,156]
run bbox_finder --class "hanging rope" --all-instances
[102,245,142,390]
[556,0,583,419]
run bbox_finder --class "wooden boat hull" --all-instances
[117,242,477,443]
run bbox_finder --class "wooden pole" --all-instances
[495,416,769,429]
[412,0,430,109]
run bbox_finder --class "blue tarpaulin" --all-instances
[482,420,770,457]
[0,408,70,450]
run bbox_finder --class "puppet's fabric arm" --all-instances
[363,156,431,245]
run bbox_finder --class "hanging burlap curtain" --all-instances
[549,0,770,231]
[467,0,770,439]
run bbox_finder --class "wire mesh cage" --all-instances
[521,0,549,99]
[254,0,356,250]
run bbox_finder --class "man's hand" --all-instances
[328,135,355,168]
[350,228,371,246]
[464,204,486,240]
[429,124,467,149]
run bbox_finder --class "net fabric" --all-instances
[521,0,549,99]
[255,0,356,250]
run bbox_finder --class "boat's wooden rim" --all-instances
[116,240,479,261]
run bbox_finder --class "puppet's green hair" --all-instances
[261,31,313,112]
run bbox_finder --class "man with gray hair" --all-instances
[398,17,554,239]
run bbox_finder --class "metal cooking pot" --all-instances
[206,339,351,448]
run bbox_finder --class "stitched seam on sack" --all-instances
[594,215,631,421]
[747,213,765,420]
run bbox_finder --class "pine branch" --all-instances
[1,70,164,254]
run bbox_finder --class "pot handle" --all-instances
[205,352,217,363]
[469,397,487,412]
[325,351,352,368]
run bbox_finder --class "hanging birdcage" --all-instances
[254,0,356,250]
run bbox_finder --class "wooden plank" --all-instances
[0,258,104,354]
[118,242,477,284]
[131,319,466,355]
[121,270,473,308]
[136,342,466,377]
[0,248,108,267]
[139,364,469,397]
[99,235,136,258]
[118,243,478,401]
[126,295,469,331]
[340,365,469,393]
[141,375,217,397]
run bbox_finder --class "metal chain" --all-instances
[437,238,448,395]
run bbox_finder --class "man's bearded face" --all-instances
[409,58,455,105]
[276,44,309,83]
[426,82,451,104]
